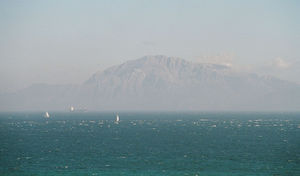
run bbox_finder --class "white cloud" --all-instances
[254,57,300,84]
[271,57,291,69]
[195,53,235,67]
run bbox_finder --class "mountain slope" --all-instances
[80,55,300,111]
[1,55,300,111]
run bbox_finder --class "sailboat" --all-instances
[44,112,50,118]
[70,106,75,112]
[115,114,120,123]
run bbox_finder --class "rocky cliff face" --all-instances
[1,55,300,111]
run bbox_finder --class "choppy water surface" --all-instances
[0,112,299,176]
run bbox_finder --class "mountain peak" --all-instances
[137,55,185,63]
[87,55,229,85]
[123,55,190,69]
[2,55,300,111]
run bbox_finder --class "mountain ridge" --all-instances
[1,55,300,111]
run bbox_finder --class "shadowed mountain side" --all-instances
[1,55,300,111]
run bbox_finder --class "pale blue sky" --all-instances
[0,0,299,92]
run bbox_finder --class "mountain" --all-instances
[1,55,300,111]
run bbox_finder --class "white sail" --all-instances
[44,112,50,118]
[116,114,120,122]
[70,106,75,112]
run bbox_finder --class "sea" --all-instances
[0,112,299,176]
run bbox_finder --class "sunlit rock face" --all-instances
[1,55,300,111]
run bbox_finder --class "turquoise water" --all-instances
[0,112,299,176]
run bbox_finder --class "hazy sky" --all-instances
[0,0,299,93]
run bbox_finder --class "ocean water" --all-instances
[0,112,299,176]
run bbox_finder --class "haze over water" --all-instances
[1,1,300,175]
